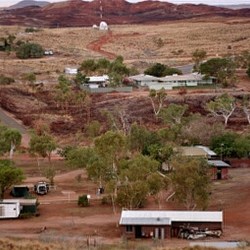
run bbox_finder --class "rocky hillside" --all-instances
[0,0,249,27]
[7,0,50,10]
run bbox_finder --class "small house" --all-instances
[0,200,20,219]
[128,73,214,90]
[87,75,109,87]
[208,160,231,180]
[128,74,160,87]
[119,210,223,239]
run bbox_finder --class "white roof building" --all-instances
[129,73,214,90]
[120,210,223,226]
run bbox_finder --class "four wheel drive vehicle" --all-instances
[34,181,49,195]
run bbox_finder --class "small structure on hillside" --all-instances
[99,21,108,31]
[65,67,78,75]
[119,210,223,240]
[85,75,109,88]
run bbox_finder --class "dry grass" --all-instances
[1,18,250,80]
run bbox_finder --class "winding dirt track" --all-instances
[86,31,116,59]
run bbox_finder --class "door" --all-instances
[135,226,142,238]
[217,168,222,180]
[155,228,165,239]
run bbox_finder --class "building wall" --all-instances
[121,225,171,239]
[211,168,229,180]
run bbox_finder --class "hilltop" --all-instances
[0,0,249,27]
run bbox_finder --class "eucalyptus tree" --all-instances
[206,93,236,126]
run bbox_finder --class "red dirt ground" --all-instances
[0,157,249,246]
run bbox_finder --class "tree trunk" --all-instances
[9,142,15,160]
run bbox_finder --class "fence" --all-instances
[81,86,133,93]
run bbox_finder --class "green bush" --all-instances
[0,75,15,85]
[16,42,44,59]
[25,27,39,33]
[78,194,89,207]
[101,195,112,205]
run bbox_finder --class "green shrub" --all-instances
[16,42,44,59]
[101,195,112,205]
[25,27,39,33]
[78,194,89,207]
[0,75,15,85]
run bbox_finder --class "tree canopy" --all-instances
[170,156,211,210]
[0,160,24,198]
[16,42,44,59]
[144,63,182,77]
[200,57,236,87]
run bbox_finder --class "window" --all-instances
[126,225,133,232]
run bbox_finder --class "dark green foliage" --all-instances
[211,132,238,158]
[0,75,15,85]
[16,42,44,59]
[25,27,39,33]
[211,132,250,158]
[29,133,57,163]
[78,194,89,207]
[144,63,182,77]
[85,120,101,138]
[170,156,211,210]
[74,72,89,86]
[128,123,160,153]
[0,34,16,51]
[200,57,236,87]
[0,160,24,199]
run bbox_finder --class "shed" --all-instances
[120,210,223,239]
[208,160,231,180]
[0,200,20,219]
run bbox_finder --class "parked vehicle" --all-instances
[34,181,49,195]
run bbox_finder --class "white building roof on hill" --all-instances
[160,73,203,82]
[99,21,108,30]
[88,75,109,83]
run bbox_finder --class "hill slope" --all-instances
[7,0,50,9]
[0,0,249,27]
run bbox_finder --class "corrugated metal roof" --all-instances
[179,147,208,157]
[129,74,160,81]
[119,210,223,225]
[196,146,217,156]
[208,160,230,167]
[161,73,203,82]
